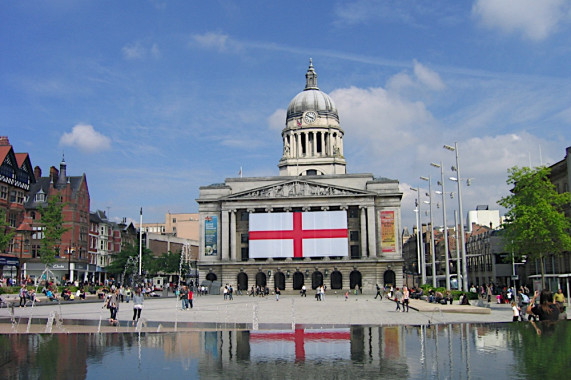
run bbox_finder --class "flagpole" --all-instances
[139,207,143,276]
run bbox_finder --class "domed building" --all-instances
[196,60,403,294]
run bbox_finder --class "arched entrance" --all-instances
[274,271,286,290]
[349,270,362,290]
[237,272,248,291]
[206,272,217,282]
[311,271,323,289]
[330,270,342,289]
[292,271,304,290]
[255,272,267,288]
[383,270,396,288]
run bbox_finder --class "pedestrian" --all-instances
[527,289,560,321]
[394,287,402,311]
[19,284,28,307]
[301,285,307,297]
[402,286,410,312]
[275,287,280,301]
[374,284,383,300]
[228,285,234,300]
[106,289,119,324]
[511,301,520,322]
[180,286,189,310]
[223,285,228,300]
[345,291,349,301]
[320,285,325,301]
[132,288,144,325]
[188,288,194,309]
[250,286,255,297]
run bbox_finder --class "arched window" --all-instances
[330,270,342,289]
[206,272,217,282]
[349,270,362,290]
[237,272,248,291]
[311,271,323,289]
[274,272,286,290]
[292,271,304,290]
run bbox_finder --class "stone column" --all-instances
[360,206,368,258]
[321,132,325,156]
[221,210,230,261]
[367,206,378,257]
[230,209,237,262]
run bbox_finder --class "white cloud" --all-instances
[413,60,446,91]
[268,108,285,131]
[190,32,229,51]
[472,0,571,41]
[122,42,161,60]
[59,124,111,153]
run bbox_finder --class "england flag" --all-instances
[249,211,348,258]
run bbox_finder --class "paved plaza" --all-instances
[0,292,534,333]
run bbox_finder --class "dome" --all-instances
[286,60,339,122]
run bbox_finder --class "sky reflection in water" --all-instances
[0,321,569,380]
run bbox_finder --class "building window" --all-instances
[349,207,359,219]
[241,234,248,243]
[350,245,360,259]
[173,218,176,223]
[0,185,7,199]
[16,191,24,204]
[350,231,359,242]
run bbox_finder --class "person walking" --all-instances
[106,289,119,324]
[19,284,28,307]
[188,287,194,309]
[275,287,280,301]
[374,284,383,300]
[394,287,402,311]
[301,285,307,297]
[402,286,410,312]
[511,301,520,322]
[180,286,189,310]
[132,288,144,325]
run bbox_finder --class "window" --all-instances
[16,191,24,204]
[349,207,359,219]
[241,233,248,243]
[173,218,176,223]
[0,186,7,199]
[35,192,45,202]
[9,212,17,227]
[350,231,359,242]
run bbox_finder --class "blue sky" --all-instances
[2,0,570,232]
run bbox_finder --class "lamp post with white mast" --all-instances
[431,162,450,291]
[420,175,436,287]
[411,187,426,285]
[444,143,468,291]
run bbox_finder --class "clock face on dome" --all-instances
[304,111,317,124]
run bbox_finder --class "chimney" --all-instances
[0,136,10,146]
[50,166,59,184]
[34,166,42,180]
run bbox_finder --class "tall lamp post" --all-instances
[420,175,436,287]
[444,143,468,291]
[431,162,451,291]
[410,187,426,285]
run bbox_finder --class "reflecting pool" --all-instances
[0,321,569,379]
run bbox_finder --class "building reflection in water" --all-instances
[0,322,568,379]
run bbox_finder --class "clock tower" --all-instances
[278,59,346,176]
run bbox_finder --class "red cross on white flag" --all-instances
[249,211,348,258]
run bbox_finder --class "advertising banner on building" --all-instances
[204,215,218,256]
[381,211,396,253]
[249,211,348,258]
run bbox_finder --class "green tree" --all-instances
[106,243,155,281]
[498,166,571,288]
[0,209,15,253]
[39,195,69,265]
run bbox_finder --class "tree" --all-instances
[498,166,571,289]
[0,209,15,253]
[38,195,69,265]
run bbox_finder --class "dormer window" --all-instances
[35,191,45,202]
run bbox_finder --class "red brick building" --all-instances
[0,137,35,283]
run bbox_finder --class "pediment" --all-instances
[224,180,372,200]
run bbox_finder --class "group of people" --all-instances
[511,288,567,323]
[178,285,194,310]
[222,284,234,300]
[103,286,145,325]
[249,285,270,297]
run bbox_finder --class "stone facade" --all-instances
[196,61,404,293]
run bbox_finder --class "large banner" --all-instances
[381,211,396,253]
[204,215,218,256]
[249,211,348,258]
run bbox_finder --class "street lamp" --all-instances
[420,175,436,287]
[410,187,426,285]
[431,162,451,291]
[444,143,468,291]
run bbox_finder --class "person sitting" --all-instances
[46,289,58,302]
[460,293,470,305]
[434,291,444,304]
[445,291,454,305]
[412,288,424,299]
[428,289,435,303]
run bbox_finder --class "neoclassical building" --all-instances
[196,61,403,293]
